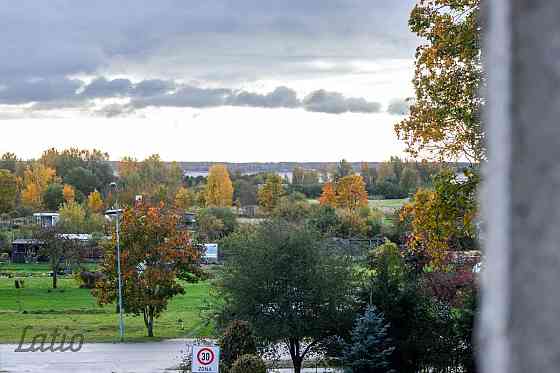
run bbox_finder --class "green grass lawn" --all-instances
[307,198,408,211]
[0,269,214,343]
[368,198,408,210]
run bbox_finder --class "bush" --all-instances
[230,354,266,373]
[219,320,257,371]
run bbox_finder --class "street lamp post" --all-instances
[107,182,124,342]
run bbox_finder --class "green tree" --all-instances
[0,169,17,213]
[399,167,419,195]
[42,183,65,211]
[219,320,258,371]
[339,305,395,373]
[233,179,258,206]
[0,152,18,173]
[335,159,354,180]
[35,227,81,289]
[197,208,238,242]
[217,219,356,373]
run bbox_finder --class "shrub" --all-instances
[219,320,257,370]
[230,354,266,373]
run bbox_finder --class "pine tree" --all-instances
[341,305,395,373]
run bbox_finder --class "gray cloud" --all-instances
[0,75,387,116]
[131,86,231,109]
[226,86,300,108]
[0,77,81,105]
[0,1,417,84]
[387,98,412,116]
[132,79,176,97]
[302,90,381,114]
[81,78,133,98]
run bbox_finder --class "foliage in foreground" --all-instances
[93,203,203,337]
[339,305,395,373]
[216,219,356,373]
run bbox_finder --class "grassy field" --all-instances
[307,198,408,211]
[0,264,214,343]
[368,198,408,210]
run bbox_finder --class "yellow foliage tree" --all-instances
[400,169,479,269]
[335,175,368,210]
[87,190,104,213]
[257,174,285,213]
[174,186,193,210]
[205,165,233,207]
[319,181,337,207]
[63,184,75,203]
[21,164,57,210]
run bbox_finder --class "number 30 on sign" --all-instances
[191,345,220,372]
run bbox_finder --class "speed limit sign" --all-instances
[191,345,220,372]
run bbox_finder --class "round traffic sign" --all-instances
[197,347,215,365]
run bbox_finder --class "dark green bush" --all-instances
[230,354,266,373]
[219,320,257,370]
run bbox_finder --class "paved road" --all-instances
[0,340,339,373]
[0,339,191,373]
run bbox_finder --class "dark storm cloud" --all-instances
[302,90,381,114]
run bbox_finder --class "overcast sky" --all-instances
[0,0,418,162]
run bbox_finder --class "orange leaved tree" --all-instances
[93,203,203,337]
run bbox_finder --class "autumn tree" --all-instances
[58,201,87,232]
[205,164,234,207]
[336,175,368,210]
[93,203,203,337]
[63,184,76,203]
[0,169,17,213]
[174,186,193,210]
[87,190,104,213]
[257,174,285,213]
[401,169,479,269]
[319,181,337,207]
[21,163,57,210]
[395,0,483,162]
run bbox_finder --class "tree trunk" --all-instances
[52,271,57,289]
[288,338,303,373]
[292,357,303,373]
[143,307,154,337]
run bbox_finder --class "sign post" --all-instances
[191,345,220,373]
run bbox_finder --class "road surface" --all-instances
[0,340,339,373]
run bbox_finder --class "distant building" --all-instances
[11,234,102,264]
[33,212,60,228]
